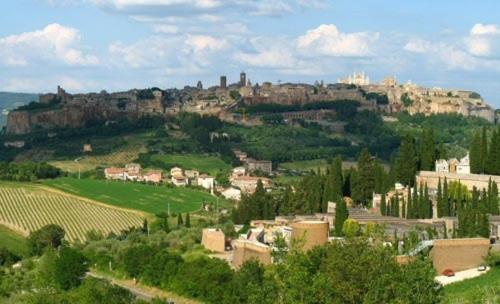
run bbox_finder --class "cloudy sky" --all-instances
[1,0,499,107]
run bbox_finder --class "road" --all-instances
[435,267,490,286]
[87,271,201,304]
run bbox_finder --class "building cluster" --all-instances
[202,217,330,268]
[202,209,495,274]
[170,167,215,190]
[217,149,274,201]
[435,153,470,174]
[104,163,163,184]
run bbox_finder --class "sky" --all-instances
[0,0,499,108]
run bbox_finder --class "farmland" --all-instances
[150,153,231,176]
[0,225,29,257]
[44,178,227,215]
[0,182,144,242]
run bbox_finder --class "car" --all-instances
[442,269,455,277]
[477,265,487,272]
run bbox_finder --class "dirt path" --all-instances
[87,271,202,304]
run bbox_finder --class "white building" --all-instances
[221,187,242,201]
[198,174,215,190]
[338,71,370,86]
[435,153,470,175]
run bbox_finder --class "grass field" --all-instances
[44,178,228,215]
[150,154,231,176]
[0,225,29,257]
[443,267,500,303]
[0,182,144,242]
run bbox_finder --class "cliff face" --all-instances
[6,98,165,135]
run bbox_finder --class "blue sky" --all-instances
[0,0,499,107]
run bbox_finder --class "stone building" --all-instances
[416,171,500,192]
[430,238,490,273]
[246,159,272,175]
[202,228,226,253]
[232,239,272,268]
[291,221,329,251]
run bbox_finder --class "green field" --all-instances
[151,154,231,176]
[44,178,228,215]
[0,225,29,257]
[443,267,500,303]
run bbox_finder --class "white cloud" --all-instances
[297,24,378,57]
[251,0,293,17]
[0,23,98,67]
[297,0,327,9]
[470,23,500,36]
[403,38,432,53]
[109,34,228,72]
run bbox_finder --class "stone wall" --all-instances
[430,238,490,273]
[232,240,272,268]
[416,171,500,192]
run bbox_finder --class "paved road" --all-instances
[435,267,490,286]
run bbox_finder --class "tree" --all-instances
[395,135,418,186]
[342,219,360,238]
[28,224,65,256]
[68,278,136,304]
[356,148,375,206]
[334,199,349,236]
[177,213,184,228]
[469,131,482,174]
[185,213,191,228]
[419,128,436,171]
[380,192,387,216]
[53,246,88,290]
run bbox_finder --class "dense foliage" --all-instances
[0,162,61,181]
[470,126,500,175]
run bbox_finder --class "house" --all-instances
[198,174,215,190]
[232,167,246,178]
[171,174,187,186]
[143,170,163,183]
[170,167,183,176]
[246,159,273,175]
[83,144,92,153]
[126,163,142,175]
[221,187,241,201]
[3,141,25,148]
[435,153,470,174]
[231,176,271,194]
[185,170,200,185]
[104,168,126,180]
[456,154,470,174]
[233,149,248,162]
[232,240,272,269]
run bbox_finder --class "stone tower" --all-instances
[240,72,246,87]
[220,76,227,89]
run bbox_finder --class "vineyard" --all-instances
[0,182,144,242]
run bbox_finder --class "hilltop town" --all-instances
[4,72,497,135]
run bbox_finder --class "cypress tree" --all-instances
[480,126,488,173]
[395,135,418,186]
[420,128,436,171]
[334,199,349,236]
[380,192,387,216]
[411,185,418,219]
[469,131,482,174]
[491,181,499,215]
[394,193,400,217]
[406,187,412,219]
[356,148,375,206]
[402,199,406,219]
[486,127,499,175]
[438,142,448,160]
[185,213,191,228]
[443,177,449,217]
[418,182,425,219]
[424,183,431,219]
[437,178,443,218]
[177,213,183,227]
